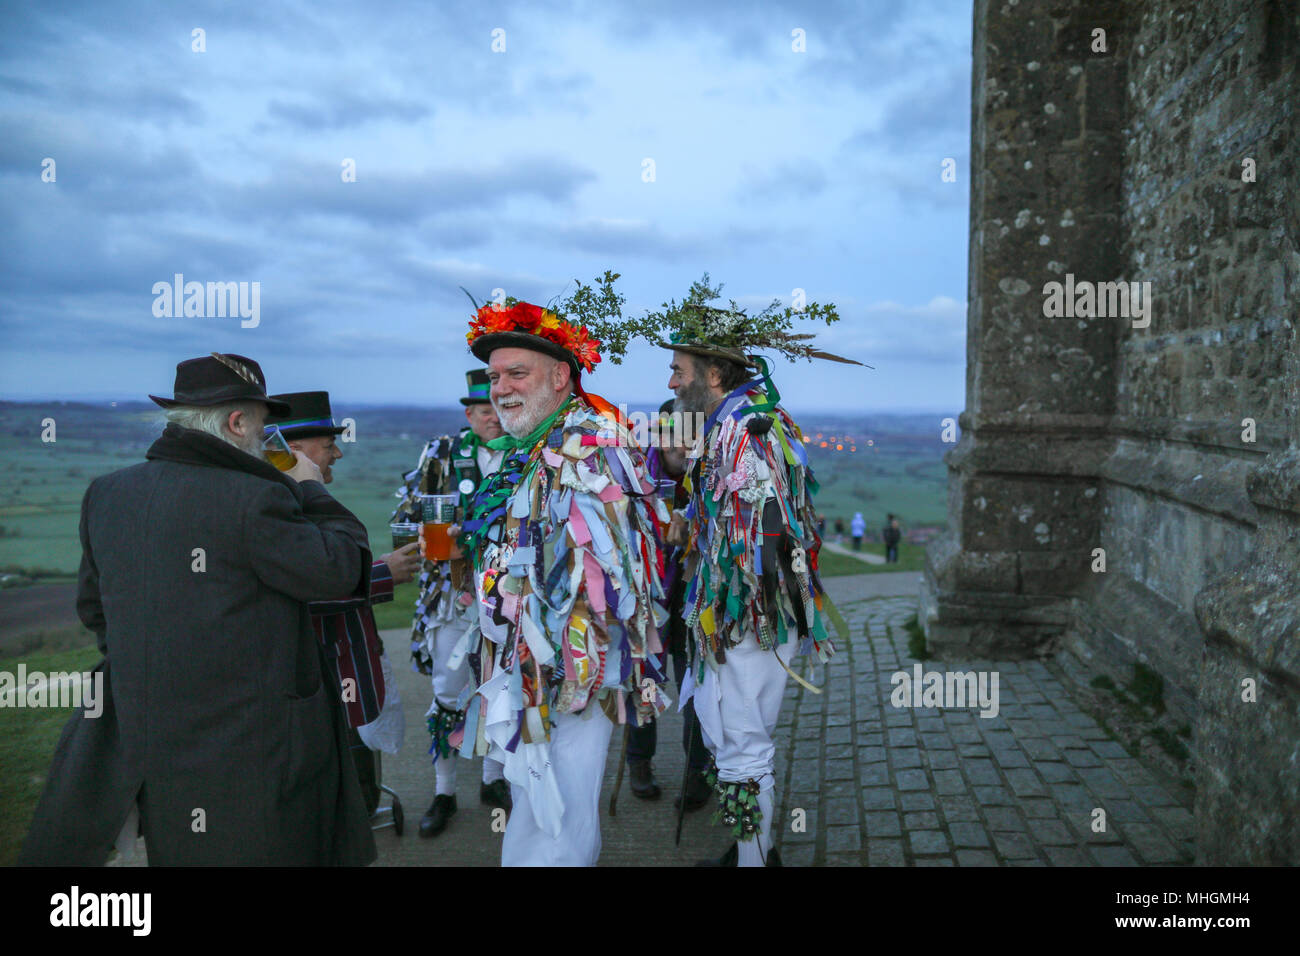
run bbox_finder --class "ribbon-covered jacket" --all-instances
[459,395,672,756]
[391,426,487,672]
[681,384,835,678]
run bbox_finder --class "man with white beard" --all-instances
[457,302,671,866]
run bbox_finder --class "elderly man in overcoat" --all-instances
[19,353,377,866]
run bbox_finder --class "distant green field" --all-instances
[0,402,952,580]
[817,541,928,576]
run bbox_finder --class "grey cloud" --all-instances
[548,219,705,261]
[862,61,970,148]
[736,159,828,201]
[222,156,597,226]
[398,259,564,311]
[817,297,967,364]
[264,93,432,132]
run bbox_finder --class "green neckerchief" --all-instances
[460,397,577,566]
[486,398,574,452]
[456,426,481,457]
[743,356,801,470]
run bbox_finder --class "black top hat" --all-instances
[264,391,346,439]
[459,368,492,406]
[149,353,291,416]
[469,332,580,373]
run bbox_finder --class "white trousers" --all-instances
[429,618,470,710]
[693,631,794,866]
[500,708,613,867]
[427,619,503,793]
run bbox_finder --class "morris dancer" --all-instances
[458,301,670,866]
[390,370,510,838]
[665,306,850,867]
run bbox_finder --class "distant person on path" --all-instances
[850,511,866,551]
[834,517,845,544]
[20,354,376,866]
[265,390,421,814]
[390,368,510,839]
[883,513,902,564]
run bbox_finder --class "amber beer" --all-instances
[419,494,458,562]
[390,522,419,550]
[262,427,295,472]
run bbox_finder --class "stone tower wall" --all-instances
[923,0,1298,863]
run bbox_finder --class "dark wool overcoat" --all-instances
[19,423,378,866]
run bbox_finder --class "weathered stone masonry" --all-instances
[920,0,1297,863]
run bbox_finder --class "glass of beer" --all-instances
[418,494,458,562]
[262,427,296,472]
[390,522,420,550]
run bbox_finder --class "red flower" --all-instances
[571,330,602,373]
[511,302,546,331]
[466,300,602,372]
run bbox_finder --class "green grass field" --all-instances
[0,642,103,865]
[817,541,928,576]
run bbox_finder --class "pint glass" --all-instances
[390,522,420,550]
[262,427,295,472]
[418,493,458,562]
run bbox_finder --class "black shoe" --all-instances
[766,846,783,867]
[628,760,662,800]
[418,794,456,838]
[695,842,738,866]
[479,779,512,813]
[674,770,711,812]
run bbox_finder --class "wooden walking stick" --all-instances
[675,706,700,846]
[608,723,630,816]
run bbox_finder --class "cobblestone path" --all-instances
[771,594,1196,866]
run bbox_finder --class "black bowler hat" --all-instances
[263,391,347,439]
[149,353,291,416]
[459,368,491,406]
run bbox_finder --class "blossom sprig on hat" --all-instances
[466,300,603,373]
[647,273,864,365]
[554,271,865,366]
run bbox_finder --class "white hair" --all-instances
[165,401,262,447]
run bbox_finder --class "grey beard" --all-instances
[674,380,714,416]
[499,391,566,437]
[237,431,264,457]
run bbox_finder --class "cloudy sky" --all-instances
[0,0,971,413]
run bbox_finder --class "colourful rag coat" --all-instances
[681,386,835,676]
[459,395,672,755]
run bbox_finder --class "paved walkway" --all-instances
[821,540,886,564]
[770,591,1194,866]
[112,570,1195,866]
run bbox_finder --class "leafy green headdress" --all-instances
[550,271,867,369]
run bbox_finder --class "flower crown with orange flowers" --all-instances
[466,301,602,374]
